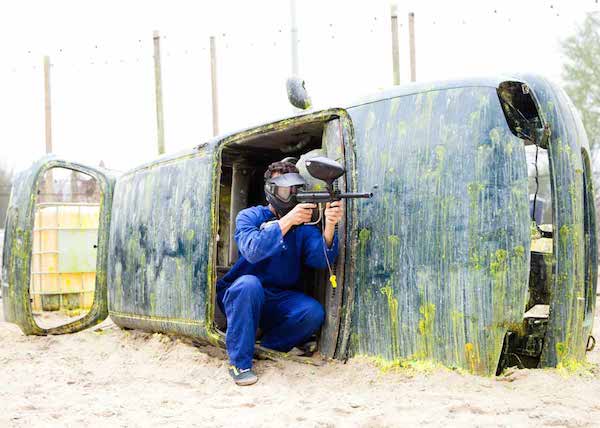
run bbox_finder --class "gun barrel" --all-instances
[295,192,332,203]
[295,191,373,203]
[337,192,373,199]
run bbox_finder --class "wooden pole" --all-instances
[408,12,416,82]
[210,36,219,137]
[43,56,55,208]
[290,0,299,76]
[390,4,400,86]
[153,30,165,155]
[229,162,251,264]
[43,56,52,154]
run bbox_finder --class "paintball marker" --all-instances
[295,157,372,226]
[294,156,372,289]
[295,156,373,204]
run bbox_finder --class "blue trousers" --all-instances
[217,274,325,369]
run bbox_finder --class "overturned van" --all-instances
[2,74,596,375]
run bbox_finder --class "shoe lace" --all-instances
[231,365,251,376]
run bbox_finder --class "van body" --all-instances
[3,74,596,375]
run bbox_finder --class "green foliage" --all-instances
[561,12,600,147]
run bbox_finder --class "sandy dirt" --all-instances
[1,304,600,428]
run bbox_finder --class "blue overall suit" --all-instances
[216,205,338,369]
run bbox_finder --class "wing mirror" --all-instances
[286,77,312,110]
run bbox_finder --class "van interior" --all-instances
[497,82,555,371]
[510,141,595,371]
[509,141,554,369]
[212,116,346,359]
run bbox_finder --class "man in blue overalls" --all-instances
[217,160,343,386]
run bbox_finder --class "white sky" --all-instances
[0,0,599,172]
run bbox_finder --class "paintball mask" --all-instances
[264,172,307,218]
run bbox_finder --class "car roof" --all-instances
[125,74,547,175]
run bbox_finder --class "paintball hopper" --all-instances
[286,77,312,110]
[295,156,372,204]
[304,157,344,188]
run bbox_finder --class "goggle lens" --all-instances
[274,184,304,202]
[275,186,292,201]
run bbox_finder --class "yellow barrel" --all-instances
[30,203,99,314]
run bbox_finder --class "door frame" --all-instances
[2,156,115,335]
[205,109,357,361]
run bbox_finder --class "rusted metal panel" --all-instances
[519,75,597,368]
[107,147,216,340]
[346,86,531,375]
[3,74,597,376]
[1,156,115,334]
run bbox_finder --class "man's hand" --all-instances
[325,201,344,227]
[278,203,317,236]
[324,201,344,248]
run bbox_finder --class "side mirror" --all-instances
[304,157,345,185]
[286,77,312,110]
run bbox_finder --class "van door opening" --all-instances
[496,81,554,371]
[210,111,351,361]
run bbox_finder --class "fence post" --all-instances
[210,36,219,137]
[409,12,416,82]
[390,5,400,85]
[44,56,53,154]
[153,30,166,155]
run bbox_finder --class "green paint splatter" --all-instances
[490,249,508,276]
[489,128,501,144]
[559,224,571,243]
[397,121,407,138]
[380,282,400,358]
[416,302,436,360]
[388,235,400,246]
[469,111,480,127]
[185,229,195,241]
[150,293,157,314]
[513,245,525,258]
[359,228,371,247]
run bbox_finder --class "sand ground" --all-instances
[1,303,600,428]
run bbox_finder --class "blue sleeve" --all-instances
[301,226,339,270]
[234,209,284,264]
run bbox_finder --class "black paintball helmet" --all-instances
[264,158,307,217]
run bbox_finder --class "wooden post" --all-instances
[390,4,400,85]
[290,0,299,76]
[408,12,416,82]
[210,36,219,137]
[44,56,52,154]
[229,162,252,264]
[153,30,166,155]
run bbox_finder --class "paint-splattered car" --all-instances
[3,74,596,375]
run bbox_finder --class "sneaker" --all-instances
[228,366,258,386]
[288,340,318,357]
[301,340,318,354]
